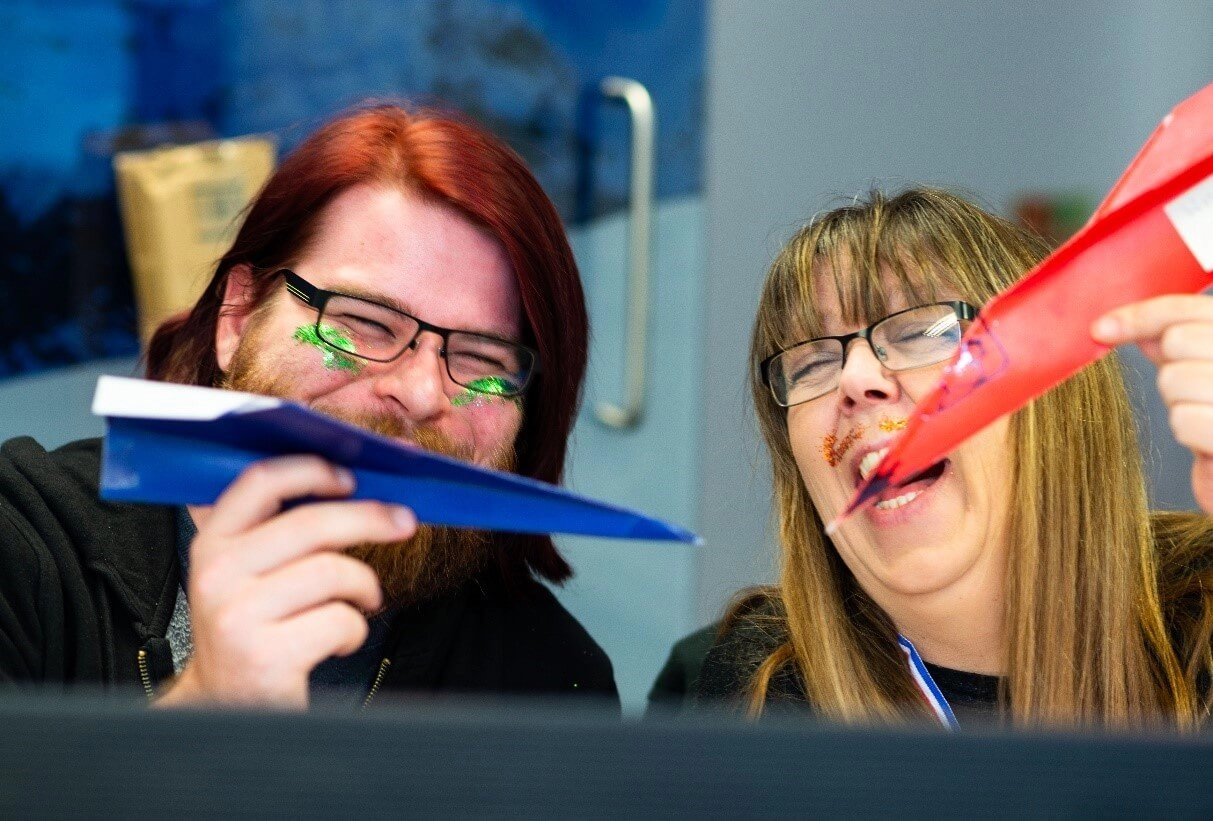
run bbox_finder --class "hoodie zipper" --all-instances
[362,658,392,708]
[136,649,155,702]
[138,650,392,707]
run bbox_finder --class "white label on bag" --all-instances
[1164,173,1213,271]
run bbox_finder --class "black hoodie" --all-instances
[0,437,618,708]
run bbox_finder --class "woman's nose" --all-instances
[836,339,900,410]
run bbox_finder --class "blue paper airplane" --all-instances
[92,376,699,543]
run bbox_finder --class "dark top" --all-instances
[923,661,1000,726]
[696,602,1001,726]
[646,622,719,715]
[0,437,619,708]
[173,507,399,704]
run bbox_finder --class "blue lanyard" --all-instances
[897,635,960,730]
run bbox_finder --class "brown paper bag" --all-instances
[114,136,277,343]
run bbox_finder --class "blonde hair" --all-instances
[744,188,1213,729]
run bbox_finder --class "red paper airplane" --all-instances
[830,82,1213,533]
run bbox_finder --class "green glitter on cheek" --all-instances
[451,376,522,408]
[292,324,363,374]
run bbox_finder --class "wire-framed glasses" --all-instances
[760,300,978,407]
[281,269,539,398]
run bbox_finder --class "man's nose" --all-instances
[836,338,900,410]
[371,333,448,422]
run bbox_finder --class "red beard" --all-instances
[221,321,513,607]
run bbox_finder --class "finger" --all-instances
[1091,294,1213,346]
[1160,322,1213,363]
[201,455,357,540]
[1170,403,1213,458]
[242,552,383,623]
[234,500,416,576]
[274,602,372,669]
[1133,338,1167,368]
[1157,362,1213,408]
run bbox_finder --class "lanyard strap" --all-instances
[897,635,959,730]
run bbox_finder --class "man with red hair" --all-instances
[0,104,617,709]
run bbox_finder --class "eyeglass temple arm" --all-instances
[283,271,318,306]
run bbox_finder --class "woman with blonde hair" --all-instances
[697,187,1213,730]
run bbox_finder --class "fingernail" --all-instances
[1092,316,1120,341]
[391,506,416,531]
[336,468,356,490]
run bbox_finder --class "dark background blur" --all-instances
[0,0,704,379]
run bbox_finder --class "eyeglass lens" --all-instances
[318,293,531,394]
[770,303,966,406]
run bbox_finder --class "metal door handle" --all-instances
[595,77,656,429]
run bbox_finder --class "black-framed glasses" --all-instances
[281,269,539,398]
[760,300,978,407]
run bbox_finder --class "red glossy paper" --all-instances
[833,83,1213,528]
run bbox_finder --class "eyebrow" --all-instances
[323,279,522,343]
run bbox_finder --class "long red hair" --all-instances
[146,102,587,584]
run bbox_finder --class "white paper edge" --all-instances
[1164,172,1213,272]
[91,375,281,420]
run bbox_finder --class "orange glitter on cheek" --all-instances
[879,416,907,433]
[821,434,838,466]
[821,426,865,466]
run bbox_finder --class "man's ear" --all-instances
[214,264,258,373]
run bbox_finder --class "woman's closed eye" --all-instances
[789,353,840,383]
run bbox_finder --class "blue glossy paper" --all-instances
[95,378,699,543]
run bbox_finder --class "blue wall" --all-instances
[1,0,705,378]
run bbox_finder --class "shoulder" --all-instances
[0,436,171,548]
[0,438,112,677]
[1155,511,1213,612]
[646,623,720,714]
[0,437,104,548]
[696,589,802,707]
[472,573,618,699]
[0,437,103,497]
[1154,511,1213,661]
[0,436,176,614]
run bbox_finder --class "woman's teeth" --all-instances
[857,447,931,511]
[858,447,889,481]
[874,490,922,511]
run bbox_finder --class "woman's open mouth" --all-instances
[856,448,949,512]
